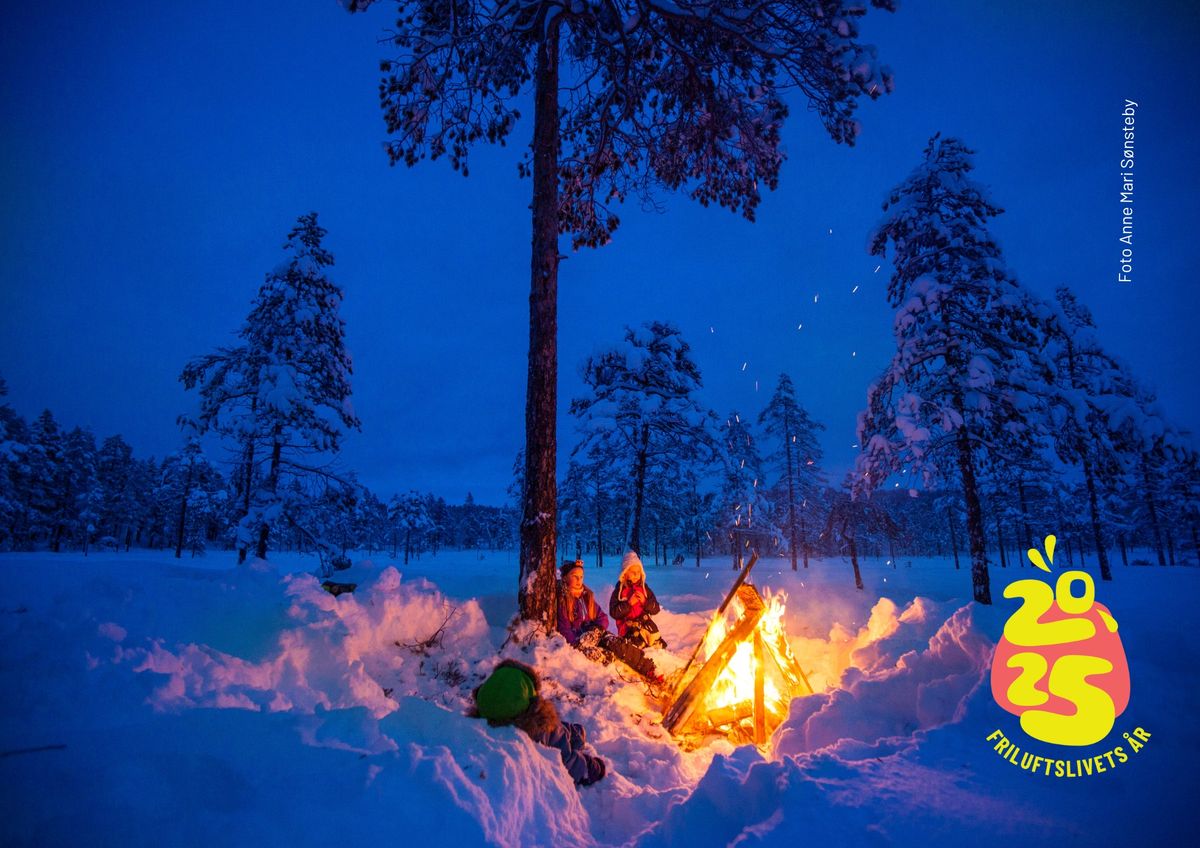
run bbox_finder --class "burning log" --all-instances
[763,631,815,697]
[703,701,754,730]
[663,584,765,734]
[661,561,815,750]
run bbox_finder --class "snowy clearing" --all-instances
[1,550,1194,847]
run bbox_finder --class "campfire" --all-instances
[663,556,814,749]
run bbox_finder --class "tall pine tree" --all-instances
[758,373,825,569]
[183,213,360,562]
[345,0,896,629]
[857,136,1051,604]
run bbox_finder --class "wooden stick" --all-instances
[765,631,815,696]
[753,631,766,745]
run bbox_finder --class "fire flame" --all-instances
[701,589,792,721]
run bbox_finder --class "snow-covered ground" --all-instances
[0,548,1194,847]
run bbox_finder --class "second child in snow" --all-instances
[609,551,665,649]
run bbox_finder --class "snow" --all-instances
[1,550,1195,846]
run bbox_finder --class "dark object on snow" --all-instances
[0,744,67,758]
[470,659,606,787]
[331,554,353,571]
[321,580,357,596]
[576,627,660,683]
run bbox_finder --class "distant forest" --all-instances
[3,185,1197,585]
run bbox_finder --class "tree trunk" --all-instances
[174,459,195,559]
[1018,481,1034,552]
[848,534,864,591]
[995,511,1007,568]
[1119,533,1128,566]
[629,423,650,554]
[594,473,604,568]
[1081,457,1112,580]
[955,429,992,603]
[948,506,961,570]
[255,435,282,561]
[517,20,562,631]
[1142,462,1166,566]
[785,427,798,571]
[238,435,256,565]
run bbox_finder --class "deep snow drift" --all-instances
[0,550,1194,847]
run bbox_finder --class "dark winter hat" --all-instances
[561,558,584,578]
[476,665,537,722]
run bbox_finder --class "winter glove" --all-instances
[580,755,607,787]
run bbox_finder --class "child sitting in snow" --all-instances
[471,659,607,787]
[558,559,662,685]
[608,551,666,650]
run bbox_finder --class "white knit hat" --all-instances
[619,551,644,583]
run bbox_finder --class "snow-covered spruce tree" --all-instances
[570,321,715,556]
[558,458,594,562]
[389,490,432,563]
[758,373,825,569]
[857,135,1052,604]
[1043,286,1158,580]
[682,466,717,567]
[157,434,225,559]
[182,214,360,563]
[26,410,64,550]
[63,427,101,555]
[240,214,360,560]
[643,455,694,565]
[180,343,261,562]
[96,435,138,549]
[344,0,896,629]
[0,376,22,550]
[715,411,775,567]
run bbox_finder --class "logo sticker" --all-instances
[986,535,1150,777]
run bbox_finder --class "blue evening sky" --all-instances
[2,1,1197,504]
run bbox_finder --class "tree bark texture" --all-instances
[518,21,562,631]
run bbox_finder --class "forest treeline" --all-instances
[2,144,1197,586]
